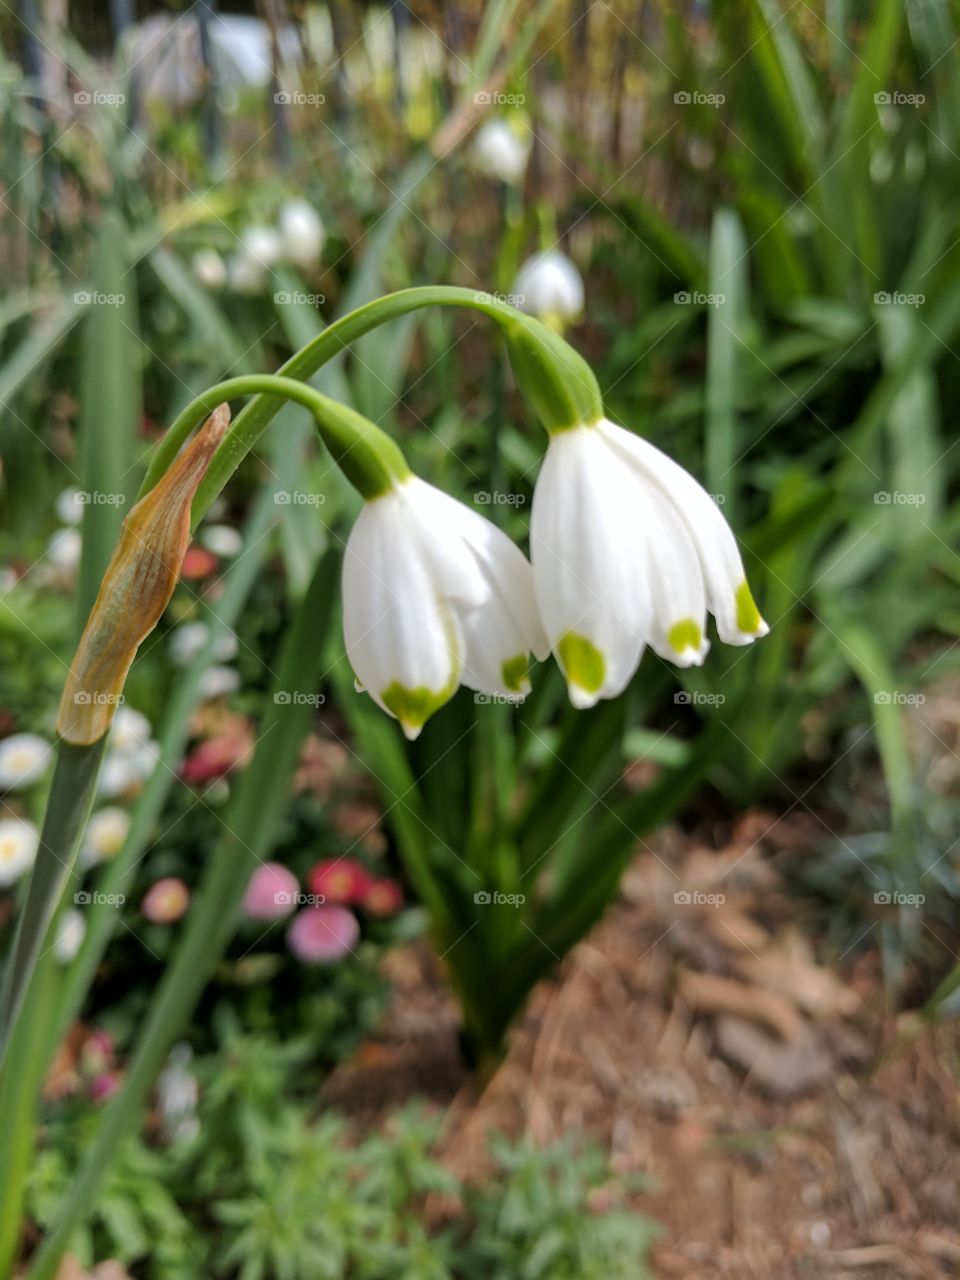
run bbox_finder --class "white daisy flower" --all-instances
[97,753,143,799]
[514,250,584,326]
[108,706,152,753]
[343,476,547,739]
[81,806,131,868]
[0,733,53,790]
[0,818,40,887]
[531,419,768,708]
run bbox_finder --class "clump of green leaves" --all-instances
[26,1023,656,1279]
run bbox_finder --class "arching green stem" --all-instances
[143,374,410,502]
[139,287,603,521]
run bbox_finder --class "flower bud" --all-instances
[57,406,231,745]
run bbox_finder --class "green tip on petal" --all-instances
[380,681,452,740]
[556,632,606,702]
[734,580,765,635]
[667,618,704,656]
[501,654,531,694]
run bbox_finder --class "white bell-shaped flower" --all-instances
[342,477,548,739]
[472,118,531,185]
[278,199,325,266]
[531,419,768,708]
[514,250,584,326]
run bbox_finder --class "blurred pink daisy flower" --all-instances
[287,906,359,965]
[244,862,299,920]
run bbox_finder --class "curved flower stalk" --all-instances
[343,475,547,739]
[531,418,768,708]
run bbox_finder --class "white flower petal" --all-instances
[599,419,768,645]
[514,250,584,322]
[636,482,709,667]
[531,426,651,707]
[342,491,462,737]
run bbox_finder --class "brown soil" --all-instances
[322,818,960,1280]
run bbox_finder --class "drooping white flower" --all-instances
[0,818,39,887]
[241,224,283,267]
[168,620,239,666]
[472,118,531,185]
[531,419,768,708]
[342,476,548,739]
[54,909,86,963]
[81,806,131,868]
[228,253,265,295]
[191,248,227,289]
[278,199,325,266]
[514,250,584,326]
[0,733,53,790]
[55,487,84,525]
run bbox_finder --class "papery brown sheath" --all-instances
[57,404,231,745]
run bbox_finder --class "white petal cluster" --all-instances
[343,477,547,739]
[530,419,768,708]
[514,250,584,325]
